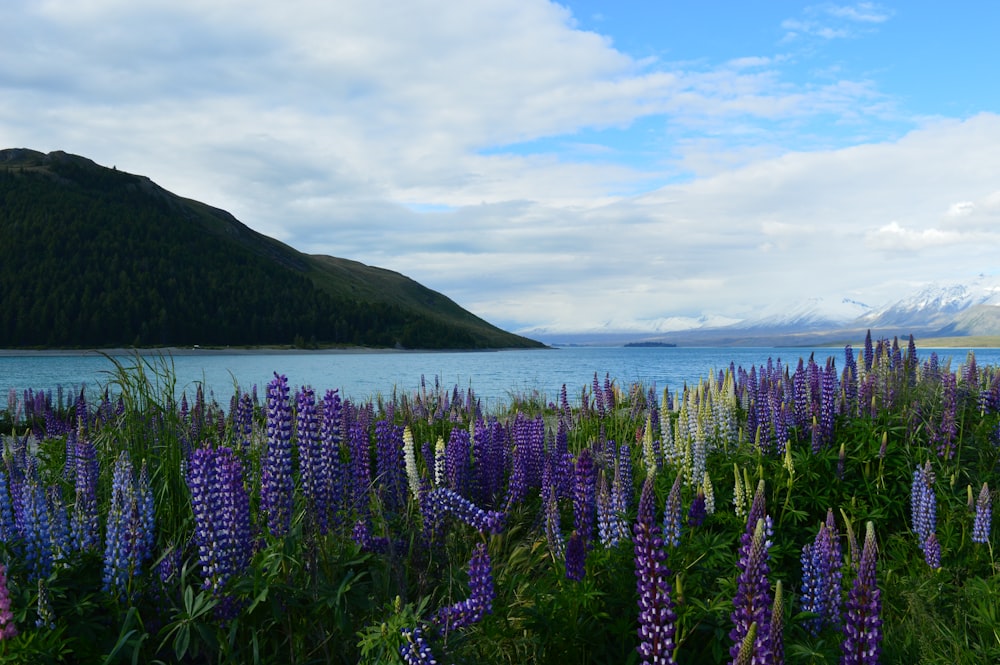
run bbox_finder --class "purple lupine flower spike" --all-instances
[0,563,16,639]
[633,476,678,664]
[433,543,494,633]
[262,373,294,537]
[800,509,842,635]
[565,531,586,581]
[400,627,438,664]
[573,448,596,549]
[841,522,882,665]
[663,471,683,547]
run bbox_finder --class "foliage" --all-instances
[0,337,998,663]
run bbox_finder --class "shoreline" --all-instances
[0,346,552,357]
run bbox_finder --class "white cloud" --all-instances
[1,1,998,336]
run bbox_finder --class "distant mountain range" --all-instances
[527,276,1000,347]
[0,148,543,350]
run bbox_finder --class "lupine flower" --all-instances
[434,543,494,632]
[36,579,55,630]
[634,476,678,665]
[376,420,407,511]
[573,448,596,549]
[433,436,446,488]
[733,464,747,517]
[47,486,71,562]
[0,472,14,545]
[973,482,991,544]
[400,627,438,664]
[403,426,421,501]
[841,522,882,665]
[319,388,344,532]
[297,387,325,525]
[423,487,505,535]
[663,471,683,547]
[565,531,586,581]
[103,452,136,597]
[771,580,785,665]
[0,563,16,640]
[20,478,53,583]
[70,437,97,535]
[730,480,775,665]
[687,486,707,527]
[800,509,842,635]
[703,471,716,515]
[596,471,616,547]
[923,532,941,570]
[911,462,936,552]
[188,446,253,601]
[262,373,294,537]
[544,485,565,560]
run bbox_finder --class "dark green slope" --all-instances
[0,148,543,350]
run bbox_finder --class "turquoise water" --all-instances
[2,345,997,410]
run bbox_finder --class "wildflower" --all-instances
[573,448,596,548]
[729,480,774,665]
[544,485,565,560]
[687,486,707,527]
[663,471,683,547]
[973,482,991,544]
[400,627,438,664]
[565,531,586,581]
[20,478,53,583]
[262,372,294,537]
[188,446,253,600]
[911,462,936,552]
[733,464,747,517]
[70,434,100,553]
[403,426,421,500]
[433,543,494,632]
[423,487,505,535]
[800,509,842,635]
[103,452,136,597]
[36,579,55,630]
[703,471,715,515]
[840,522,883,665]
[0,563,16,640]
[634,476,678,665]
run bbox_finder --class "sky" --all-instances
[3,1,1000,338]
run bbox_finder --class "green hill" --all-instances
[0,148,543,350]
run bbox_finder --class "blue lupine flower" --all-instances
[103,452,136,597]
[663,472,683,547]
[20,478,53,583]
[433,543,494,632]
[544,485,565,560]
[841,522,882,665]
[263,373,294,537]
[911,462,936,552]
[71,434,100,553]
[47,486,71,562]
[423,487,505,535]
[800,509,842,635]
[565,531,586,581]
[188,446,253,600]
[973,482,991,544]
[400,627,438,664]
[923,532,941,570]
[0,472,17,544]
[297,387,326,528]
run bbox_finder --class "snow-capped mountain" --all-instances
[530,275,1000,346]
[858,275,1000,329]
[737,297,873,330]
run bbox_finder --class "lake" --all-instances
[3,344,999,411]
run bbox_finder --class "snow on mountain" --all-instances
[859,275,1000,328]
[738,296,873,330]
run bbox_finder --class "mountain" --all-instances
[0,148,544,350]
[532,279,1000,347]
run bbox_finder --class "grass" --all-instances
[0,339,997,663]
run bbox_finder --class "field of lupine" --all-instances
[0,334,999,664]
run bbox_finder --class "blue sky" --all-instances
[2,1,999,338]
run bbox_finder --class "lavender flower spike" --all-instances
[841,522,882,665]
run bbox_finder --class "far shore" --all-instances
[0,345,552,357]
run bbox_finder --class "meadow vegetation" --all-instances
[0,333,998,664]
